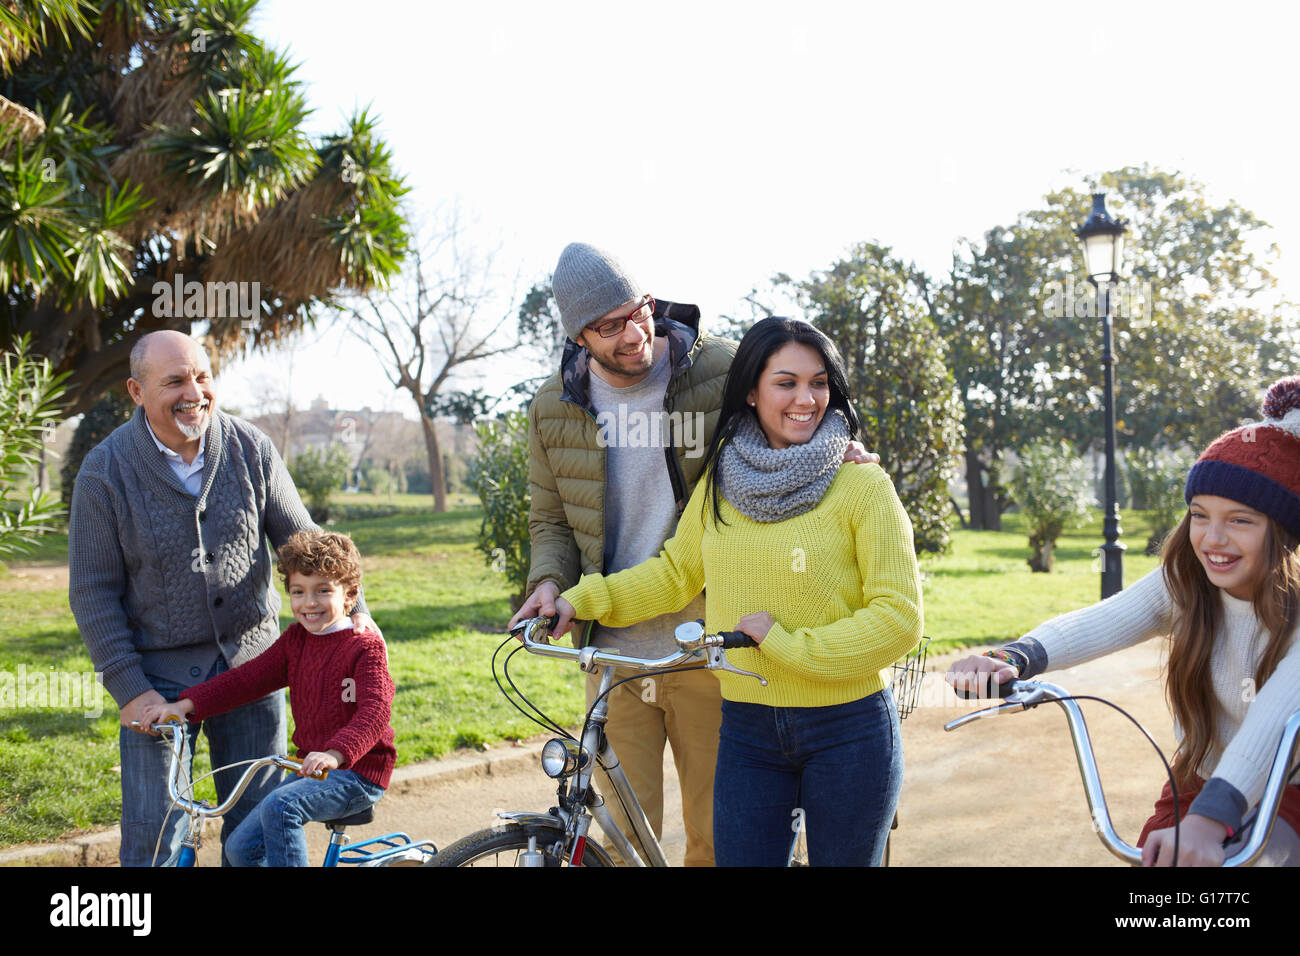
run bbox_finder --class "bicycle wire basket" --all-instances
[888,636,930,720]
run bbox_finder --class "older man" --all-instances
[69,330,376,866]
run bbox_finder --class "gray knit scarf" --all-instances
[718,408,850,522]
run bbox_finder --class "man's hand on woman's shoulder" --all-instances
[843,442,880,465]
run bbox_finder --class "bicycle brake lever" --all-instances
[943,699,1027,731]
[706,646,767,686]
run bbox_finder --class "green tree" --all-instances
[1005,441,1095,573]
[940,218,1078,530]
[941,165,1295,529]
[467,410,530,610]
[1,334,67,557]
[347,234,522,513]
[1126,446,1195,554]
[780,243,964,554]
[1,0,409,416]
[289,444,350,524]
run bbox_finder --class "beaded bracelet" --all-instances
[982,648,1023,672]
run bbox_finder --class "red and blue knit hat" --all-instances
[1185,376,1300,539]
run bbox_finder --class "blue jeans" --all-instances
[226,769,385,866]
[118,658,286,867]
[713,689,902,867]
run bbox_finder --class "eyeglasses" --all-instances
[586,296,655,338]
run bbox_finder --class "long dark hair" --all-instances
[697,317,861,526]
[1161,509,1300,787]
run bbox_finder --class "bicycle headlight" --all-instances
[540,738,582,779]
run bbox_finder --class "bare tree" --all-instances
[345,227,520,512]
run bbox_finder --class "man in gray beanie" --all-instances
[512,243,873,865]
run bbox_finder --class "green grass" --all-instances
[921,509,1163,652]
[0,502,1165,847]
[0,502,584,848]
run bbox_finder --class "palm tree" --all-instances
[0,0,409,415]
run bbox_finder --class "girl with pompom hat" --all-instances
[947,376,1300,866]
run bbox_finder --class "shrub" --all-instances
[1,335,68,557]
[1126,446,1194,554]
[467,411,530,610]
[1005,441,1095,572]
[289,444,351,523]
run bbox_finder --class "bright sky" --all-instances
[218,0,1300,418]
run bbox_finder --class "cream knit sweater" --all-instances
[1019,567,1300,826]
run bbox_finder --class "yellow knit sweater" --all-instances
[561,463,923,707]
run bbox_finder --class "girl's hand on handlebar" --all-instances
[1142,814,1228,867]
[945,655,1018,698]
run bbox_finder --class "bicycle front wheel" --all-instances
[426,821,614,867]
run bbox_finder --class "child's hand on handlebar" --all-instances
[137,698,195,733]
[298,750,341,778]
[1141,814,1229,867]
[945,655,1018,698]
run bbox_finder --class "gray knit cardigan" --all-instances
[68,407,366,707]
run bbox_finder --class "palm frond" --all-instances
[0,0,95,75]
[0,136,76,291]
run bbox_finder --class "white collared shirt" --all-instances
[144,415,207,496]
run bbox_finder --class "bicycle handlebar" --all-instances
[511,617,766,685]
[138,720,327,822]
[944,681,1300,867]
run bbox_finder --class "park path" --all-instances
[195,638,1173,867]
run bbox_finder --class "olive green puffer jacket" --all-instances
[525,301,737,603]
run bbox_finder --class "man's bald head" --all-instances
[129,331,212,385]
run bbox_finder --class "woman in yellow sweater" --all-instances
[553,316,923,866]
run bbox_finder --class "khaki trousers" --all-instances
[584,664,722,867]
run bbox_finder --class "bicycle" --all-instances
[137,719,436,866]
[429,618,927,867]
[944,679,1300,866]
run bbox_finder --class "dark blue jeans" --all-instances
[226,769,384,866]
[713,689,902,867]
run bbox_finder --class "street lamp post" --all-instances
[1075,192,1128,600]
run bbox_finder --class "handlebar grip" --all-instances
[953,673,1019,699]
[720,631,757,649]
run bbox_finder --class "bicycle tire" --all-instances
[425,821,614,867]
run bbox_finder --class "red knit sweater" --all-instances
[184,624,396,788]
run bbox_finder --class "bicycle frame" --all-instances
[497,618,766,867]
[146,720,435,866]
[945,681,1300,866]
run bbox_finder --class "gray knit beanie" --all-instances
[553,243,644,341]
